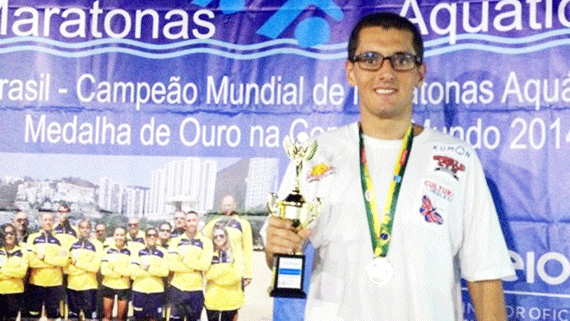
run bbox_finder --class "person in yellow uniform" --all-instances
[27,211,69,321]
[204,226,244,321]
[169,211,187,239]
[127,217,146,254]
[101,226,132,321]
[94,222,109,320]
[168,211,213,321]
[0,223,30,321]
[53,205,78,320]
[67,220,103,320]
[130,228,169,321]
[203,195,253,289]
[95,223,108,246]
[12,211,30,245]
[158,222,172,249]
[53,204,79,250]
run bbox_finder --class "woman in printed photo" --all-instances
[130,228,169,321]
[0,223,30,321]
[100,226,132,321]
[205,226,245,321]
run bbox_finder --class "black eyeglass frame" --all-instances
[350,51,422,72]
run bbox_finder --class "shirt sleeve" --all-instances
[458,153,515,281]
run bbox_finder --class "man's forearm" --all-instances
[467,279,507,321]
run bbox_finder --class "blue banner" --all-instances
[1,0,570,320]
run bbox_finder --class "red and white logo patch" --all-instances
[433,155,465,180]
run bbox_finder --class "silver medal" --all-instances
[366,257,394,286]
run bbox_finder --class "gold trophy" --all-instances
[267,135,322,298]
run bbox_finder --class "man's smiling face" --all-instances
[346,26,425,124]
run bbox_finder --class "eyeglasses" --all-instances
[16,218,28,223]
[350,52,421,72]
[128,223,139,227]
[159,229,171,233]
[146,233,158,238]
[213,234,226,240]
[96,230,106,233]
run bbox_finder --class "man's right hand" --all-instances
[264,216,312,268]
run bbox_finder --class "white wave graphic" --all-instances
[0,29,568,59]
[426,38,570,57]
[0,45,348,60]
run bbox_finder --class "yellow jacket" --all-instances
[53,223,79,252]
[204,247,245,311]
[203,216,253,279]
[27,231,69,287]
[101,244,132,290]
[130,246,169,293]
[0,245,29,294]
[168,233,213,292]
[67,238,103,291]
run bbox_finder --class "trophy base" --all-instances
[270,254,306,299]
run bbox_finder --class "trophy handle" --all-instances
[305,197,322,227]
[267,193,279,215]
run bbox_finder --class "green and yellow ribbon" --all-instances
[359,124,414,257]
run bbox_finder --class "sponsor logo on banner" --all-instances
[506,250,570,286]
[192,0,344,47]
[433,155,465,180]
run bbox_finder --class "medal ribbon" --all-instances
[359,123,414,257]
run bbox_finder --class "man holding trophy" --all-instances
[264,12,514,321]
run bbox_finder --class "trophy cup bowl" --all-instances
[267,191,321,237]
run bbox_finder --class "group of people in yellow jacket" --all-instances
[0,198,253,321]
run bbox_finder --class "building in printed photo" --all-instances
[146,157,217,219]
[214,158,279,213]
[98,177,148,217]
[244,158,279,211]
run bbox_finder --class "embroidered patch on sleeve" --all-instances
[424,180,453,202]
[432,155,465,180]
[420,195,444,225]
[307,162,335,182]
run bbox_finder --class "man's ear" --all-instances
[416,63,426,87]
[345,60,357,87]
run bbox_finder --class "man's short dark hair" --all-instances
[348,12,424,64]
